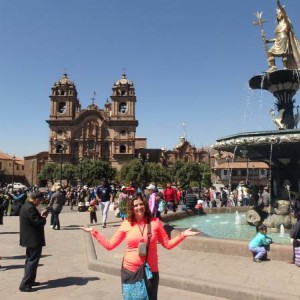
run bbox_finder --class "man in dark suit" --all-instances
[19,191,47,292]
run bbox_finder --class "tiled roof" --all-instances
[0,152,24,162]
[0,152,13,160]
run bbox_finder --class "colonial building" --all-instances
[135,137,209,167]
[162,137,209,166]
[0,152,25,185]
[46,72,146,170]
[24,152,49,186]
[210,150,269,189]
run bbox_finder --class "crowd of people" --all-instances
[0,180,273,227]
[1,178,298,298]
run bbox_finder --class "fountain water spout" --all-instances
[279,224,285,237]
[235,211,241,225]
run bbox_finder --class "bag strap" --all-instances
[121,221,152,268]
[145,222,152,262]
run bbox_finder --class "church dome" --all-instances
[54,73,75,86]
[114,73,133,87]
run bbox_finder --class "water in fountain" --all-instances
[235,210,241,225]
[169,213,291,244]
[258,73,269,130]
[279,224,285,238]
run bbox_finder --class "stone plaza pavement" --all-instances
[1,207,300,300]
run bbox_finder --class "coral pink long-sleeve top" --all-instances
[91,217,185,273]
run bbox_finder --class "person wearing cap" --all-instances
[147,183,159,218]
[125,181,136,198]
[19,191,47,292]
[47,185,66,230]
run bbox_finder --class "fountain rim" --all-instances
[214,128,300,143]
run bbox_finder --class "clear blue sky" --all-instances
[1,0,300,158]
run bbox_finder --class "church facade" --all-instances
[22,72,209,186]
[46,72,146,170]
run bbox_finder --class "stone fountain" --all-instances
[213,1,300,229]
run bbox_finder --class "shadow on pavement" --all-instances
[0,232,19,234]
[3,264,24,270]
[62,225,82,231]
[1,255,26,260]
[36,276,100,290]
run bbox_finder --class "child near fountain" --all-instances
[88,200,98,224]
[249,225,273,262]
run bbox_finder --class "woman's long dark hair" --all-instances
[126,195,152,226]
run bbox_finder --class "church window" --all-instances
[120,130,126,136]
[57,102,66,114]
[55,145,64,153]
[119,102,127,113]
[120,145,126,153]
[88,140,95,150]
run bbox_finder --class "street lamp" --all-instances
[240,149,249,185]
[79,156,85,187]
[53,138,68,186]
[11,155,16,188]
[225,156,231,191]
[31,160,34,186]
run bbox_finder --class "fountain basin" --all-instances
[162,208,292,262]
[249,69,300,92]
[169,212,291,244]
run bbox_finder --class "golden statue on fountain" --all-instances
[254,0,300,72]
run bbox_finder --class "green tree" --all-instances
[91,160,116,185]
[119,159,146,185]
[75,158,116,187]
[38,163,59,185]
[175,162,203,188]
[63,163,77,186]
[169,160,185,184]
[199,163,212,188]
[145,162,170,186]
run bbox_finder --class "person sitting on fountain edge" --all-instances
[249,224,273,263]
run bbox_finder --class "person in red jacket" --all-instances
[163,182,177,214]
